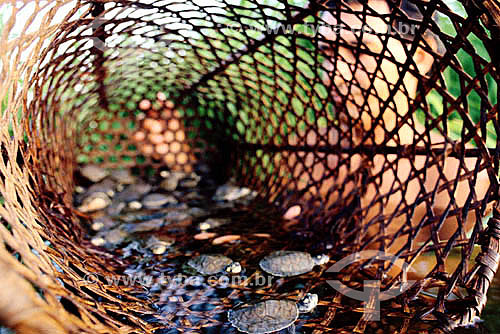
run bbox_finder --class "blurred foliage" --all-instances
[418,1,497,147]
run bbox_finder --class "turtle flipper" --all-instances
[286,324,296,334]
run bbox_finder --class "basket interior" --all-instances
[0,0,499,333]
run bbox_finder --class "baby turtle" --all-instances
[187,254,241,275]
[259,251,329,277]
[228,293,318,334]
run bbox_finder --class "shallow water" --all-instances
[72,167,500,334]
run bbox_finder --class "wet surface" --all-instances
[73,164,499,334]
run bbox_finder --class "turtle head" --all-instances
[313,254,330,266]
[225,261,242,274]
[297,293,318,313]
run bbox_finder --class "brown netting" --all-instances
[0,0,499,333]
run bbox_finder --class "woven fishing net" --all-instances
[0,0,499,333]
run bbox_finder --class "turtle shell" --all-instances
[259,251,315,277]
[228,299,298,334]
[187,254,232,275]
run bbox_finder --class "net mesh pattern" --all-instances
[0,0,499,333]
